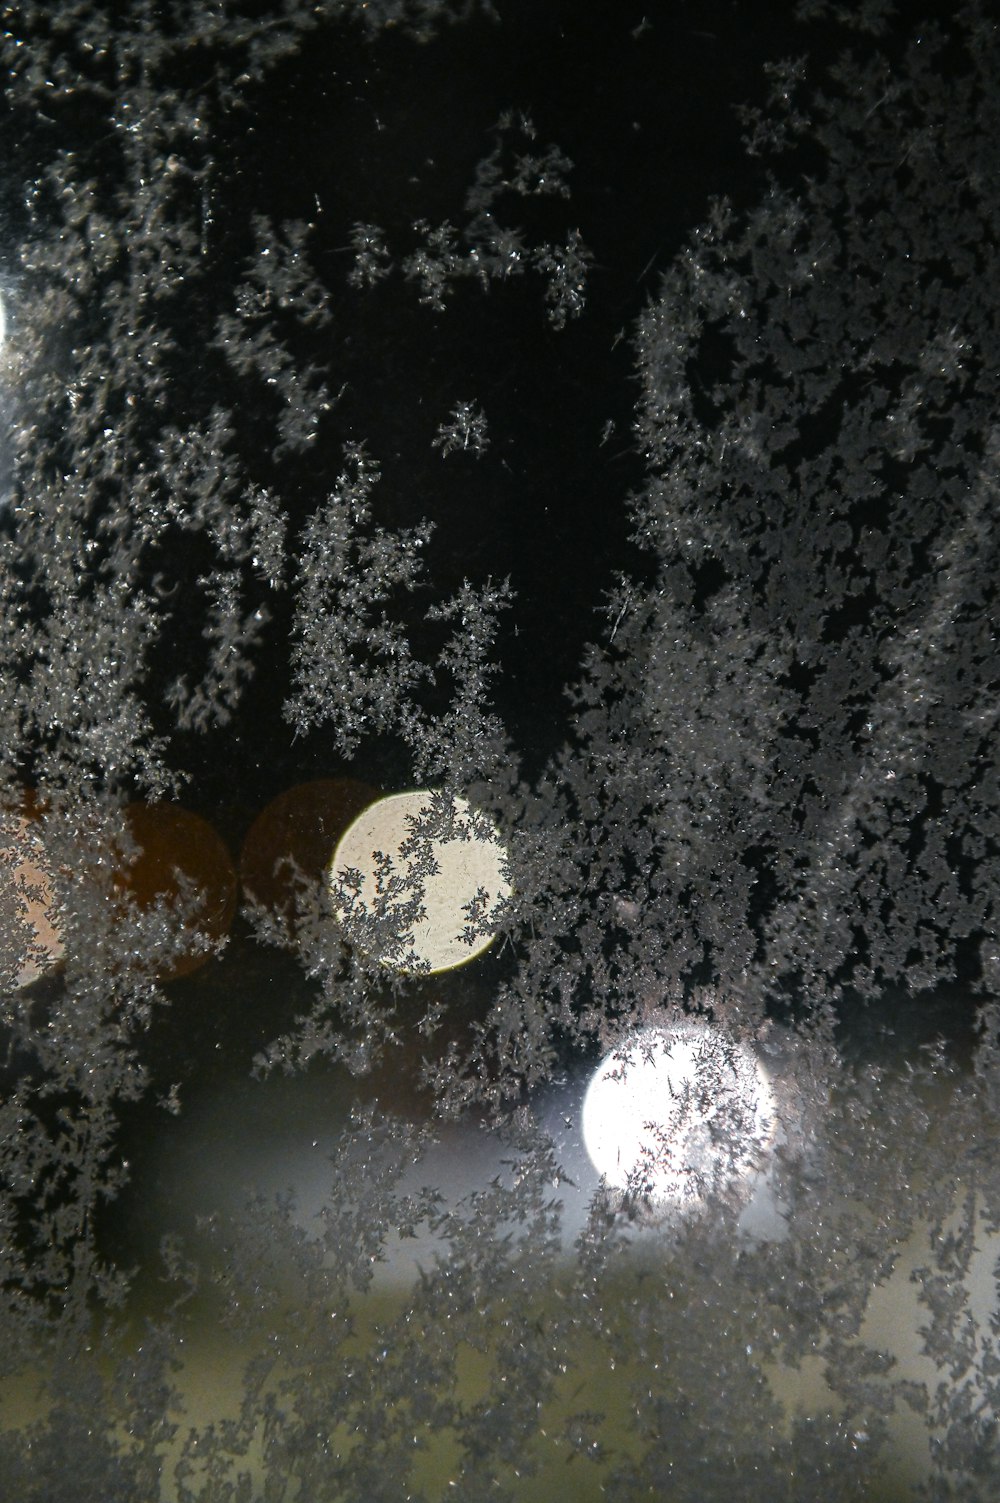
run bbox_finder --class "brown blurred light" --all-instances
[117,803,238,980]
[239,778,377,937]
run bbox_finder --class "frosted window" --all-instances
[0,2,998,1499]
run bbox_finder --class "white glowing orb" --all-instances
[328,789,511,975]
[581,1020,776,1209]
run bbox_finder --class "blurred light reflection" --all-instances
[328,789,512,975]
[581,1020,777,1213]
[0,808,64,989]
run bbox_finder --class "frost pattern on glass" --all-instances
[0,1,997,1498]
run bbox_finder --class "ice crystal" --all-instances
[283,443,434,753]
[346,114,591,322]
[432,399,490,458]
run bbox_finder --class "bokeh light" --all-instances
[581,1019,776,1211]
[0,806,64,989]
[115,803,237,979]
[327,789,512,975]
[240,778,376,937]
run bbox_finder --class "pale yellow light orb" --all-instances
[327,790,511,975]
